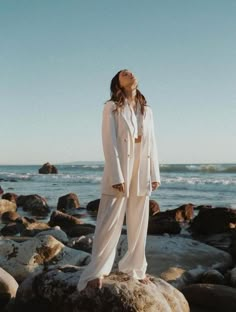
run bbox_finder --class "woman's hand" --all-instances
[112,183,125,192]
[152,182,160,191]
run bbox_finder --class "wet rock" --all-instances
[1,193,18,203]
[190,207,236,235]
[0,235,90,282]
[68,234,93,253]
[64,224,95,237]
[201,269,225,285]
[16,194,50,216]
[1,211,20,223]
[148,212,181,234]
[15,266,190,312]
[48,210,83,230]
[35,227,69,244]
[182,283,236,312]
[0,200,17,215]
[38,162,58,174]
[114,235,233,289]
[86,198,100,213]
[57,193,80,212]
[0,222,25,236]
[20,221,51,237]
[0,267,18,310]
[149,199,160,216]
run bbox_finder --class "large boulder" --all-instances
[182,283,236,312]
[114,235,233,289]
[38,162,58,174]
[149,199,160,216]
[0,235,90,282]
[0,267,18,310]
[0,200,17,215]
[86,198,100,213]
[14,266,190,312]
[16,194,50,216]
[57,193,80,212]
[190,207,236,235]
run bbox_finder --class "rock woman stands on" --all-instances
[77,69,161,291]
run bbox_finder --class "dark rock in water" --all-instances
[20,222,51,237]
[57,193,80,212]
[16,194,50,216]
[38,162,58,174]
[200,269,225,285]
[14,266,190,312]
[1,193,18,203]
[1,211,21,223]
[0,267,18,311]
[149,199,160,216]
[190,207,236,235]
[148,212,181,234]
[164,203,195,222]
[86,198,100,212]
[64,224,95,237]
[48,210,83,230]
[182,283,236,312]
[1,222,25,236]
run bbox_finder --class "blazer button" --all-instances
[128,154,130,157]
[124,138,127,142]
[147,155,150,158]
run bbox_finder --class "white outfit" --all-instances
[77,100,160,292]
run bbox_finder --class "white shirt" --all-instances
[126,100,143,139]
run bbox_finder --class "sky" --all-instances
[0,0,235,165]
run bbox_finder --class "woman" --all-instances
[77,69,160,292]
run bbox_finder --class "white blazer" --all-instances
[100,100,161,198]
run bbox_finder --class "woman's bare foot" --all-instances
[87,276,103,289]
[138,275,151,284]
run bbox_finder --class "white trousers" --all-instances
[77,142,150,292]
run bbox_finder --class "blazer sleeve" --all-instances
[150,108,161,184]
[102,102,125,186]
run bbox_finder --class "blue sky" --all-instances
[0,0,235,165]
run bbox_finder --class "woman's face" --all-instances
[118,70,138,89]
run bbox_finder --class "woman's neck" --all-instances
[124,88,137,107]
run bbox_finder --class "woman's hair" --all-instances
[108,69,147,115]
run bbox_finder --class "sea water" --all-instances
[0,163,235,212]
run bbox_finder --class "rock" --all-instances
[182,283,236,312]
[68,234,94,253]
[35,228,69,244]
[20,221,51,236]
[15,266,190,312]
[228,267,236,287]
[149,199,160,216]
[0,267,18,310]
[163,204,195,222]
[190,207,236,235]
[1,222,25,236]
[1,193,18,203]
[114,235,233,289]
[148,212,181,234]
[64,224,95,237]
[1,211,20,223]
[38,162,58,174]
[191,232,233,253]
[48,210,83,229]
[16,194,50,216]
[201,269,225,285]
[0,235,90,282]
[86,198,100,213]
[0,200,17,215]
[57,193,80,212]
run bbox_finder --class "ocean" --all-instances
[0,163,235,215]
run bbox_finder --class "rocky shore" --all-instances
[1,191,236,311]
